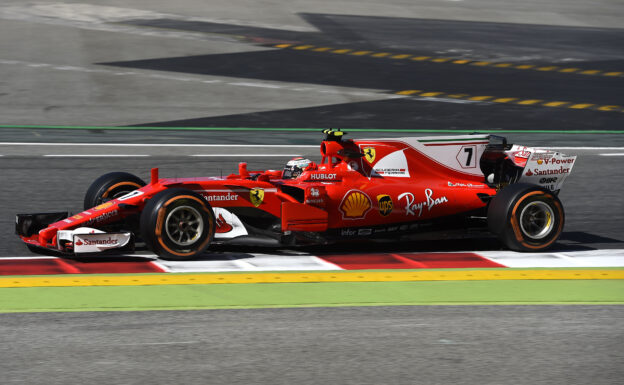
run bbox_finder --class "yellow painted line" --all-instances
[597,105,622,111]
[469,96,493,101]
[543,101,569,107]
[2,269,623,288]
[396,90,421,95]
[273,43,623,77]
[395,90,622,113]
[351,50,373,56]
[579,70,601,75]
[517,99,543,105]
[569,103,594,109]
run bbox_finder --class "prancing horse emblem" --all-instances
[363,147,376,163]
[250,188,264,207]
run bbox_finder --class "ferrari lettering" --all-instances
[398,189,448,217]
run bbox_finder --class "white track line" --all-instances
[600,153,624,156]
[191,154,301,157]
[3,143,624,150]
[44,154,150,157]
[0,142,317,148]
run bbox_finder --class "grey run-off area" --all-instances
[1,306,623,385]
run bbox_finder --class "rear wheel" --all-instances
[84,172,146,210]
[140,188,215,260]
[488,184,564,251]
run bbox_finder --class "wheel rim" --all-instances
[519,201,555,240]
[165,205,204,246]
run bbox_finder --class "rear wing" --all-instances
[505,144,577,192]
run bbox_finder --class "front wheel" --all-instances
[488,184,564,252]
[140,188,215,260]
[84,172,146,210]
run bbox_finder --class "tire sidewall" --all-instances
[504,191,564,251]
[84,172,146,210]
[141,188,215,260]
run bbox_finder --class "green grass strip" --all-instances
[1,280,622,313]
[1,125,624,134]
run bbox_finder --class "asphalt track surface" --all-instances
[1,1,624,384]
[2,306,623,385]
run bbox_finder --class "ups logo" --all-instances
[377,194,393,216]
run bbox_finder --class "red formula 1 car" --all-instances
[16,130,577,260]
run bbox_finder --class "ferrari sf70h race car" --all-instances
[16,130,577,260]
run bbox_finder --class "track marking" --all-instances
[393,89,623,113]
[600,153,624,156]
[0,142,317,148]
[191,154,301,157]
[272,44,624,78]
[43,154,150,157]
[2,125,624,134]
[1,269,621,288]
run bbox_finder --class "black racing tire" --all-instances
[84,172,146,210]
[140,188,215,261]
[488,183,564,252]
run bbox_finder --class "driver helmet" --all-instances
[283,157,311,179]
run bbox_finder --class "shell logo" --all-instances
[339,190,372,219]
